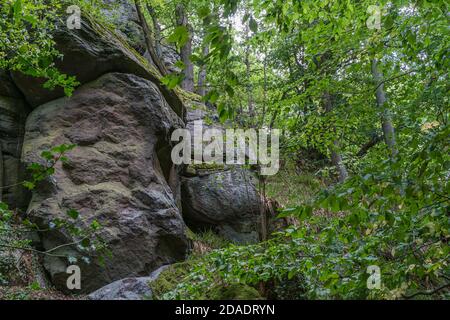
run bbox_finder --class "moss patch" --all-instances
[148,262,191,300]
[208,283,262,300]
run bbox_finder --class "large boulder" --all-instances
[22,72,189,293]
[181,167,260,244]
[10,15,183,117]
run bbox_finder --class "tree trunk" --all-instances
[323,92,349,183]
[245,44,254,117]
[0,145,3,202]
[260,48,267,126]
[146,4,163,59]
[176,3,194,92]
[371,58,398,158]
[134,0,168,76]
[197,43,209,97]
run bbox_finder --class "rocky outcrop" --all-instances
[180,102,261,244]
[181,167,260,244]
[11,15,184,118]
[0,71,31,209]
[22,73,189,293]
[101,0,145,53]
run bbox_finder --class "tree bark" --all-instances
[146,4,163,59]
[244,27,254,117]
[371,58,398,158]
[323,92,349,183]
[0,144,3,202]
[176,3,194,92]
[197,43,209,97]
[134,0,168,76]
[260,47,267,127]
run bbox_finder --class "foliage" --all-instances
[0,0,78,95]
[150,0,450,300]
[166,122,449,299]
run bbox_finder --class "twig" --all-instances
[402,282,450,299]
[0,244,67,258]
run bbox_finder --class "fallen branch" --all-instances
[402,282,450,299]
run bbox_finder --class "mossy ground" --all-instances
[266,162,325,208]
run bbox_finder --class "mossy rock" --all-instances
[186,163,227,175]
[148,262,191,300]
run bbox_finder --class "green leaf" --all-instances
[81,238,90,248]
[22,181,35,190]
[66,209,79,220]
[91,220,101,231]
[161,73,183,89]
[197,6,210,19]
[13,0,22,23]
[168,26,189,49]
[249,17,258,33]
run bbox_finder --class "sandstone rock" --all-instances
[87,277,152,300]
[181,168,260,244]
[101,0,145,53]
[144,45,181,74]
[0,73,31,209]
[87,264,169,300]
[11,16,183,117]
[0,70,22,98]
[22,73,189,293]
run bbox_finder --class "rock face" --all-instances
[180,103,261,244]
[0,71,30,209]
[11,16,183,117]
[22,73,189,293]
[181,168,260,244]
[101,0,145,53]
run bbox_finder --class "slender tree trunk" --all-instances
[323,92,349,183]
[259,176,268,241]
[245,48,254,117]
[197,13,211,97]
[134,0,168,76]
[260,48,267,126]
[146,4,163,59]
[176,3,194,92]
[269,109,278,130]
[243,22,254,118]
[0,145,3,202]
[197,43,209,97]
[371,58,398,158]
